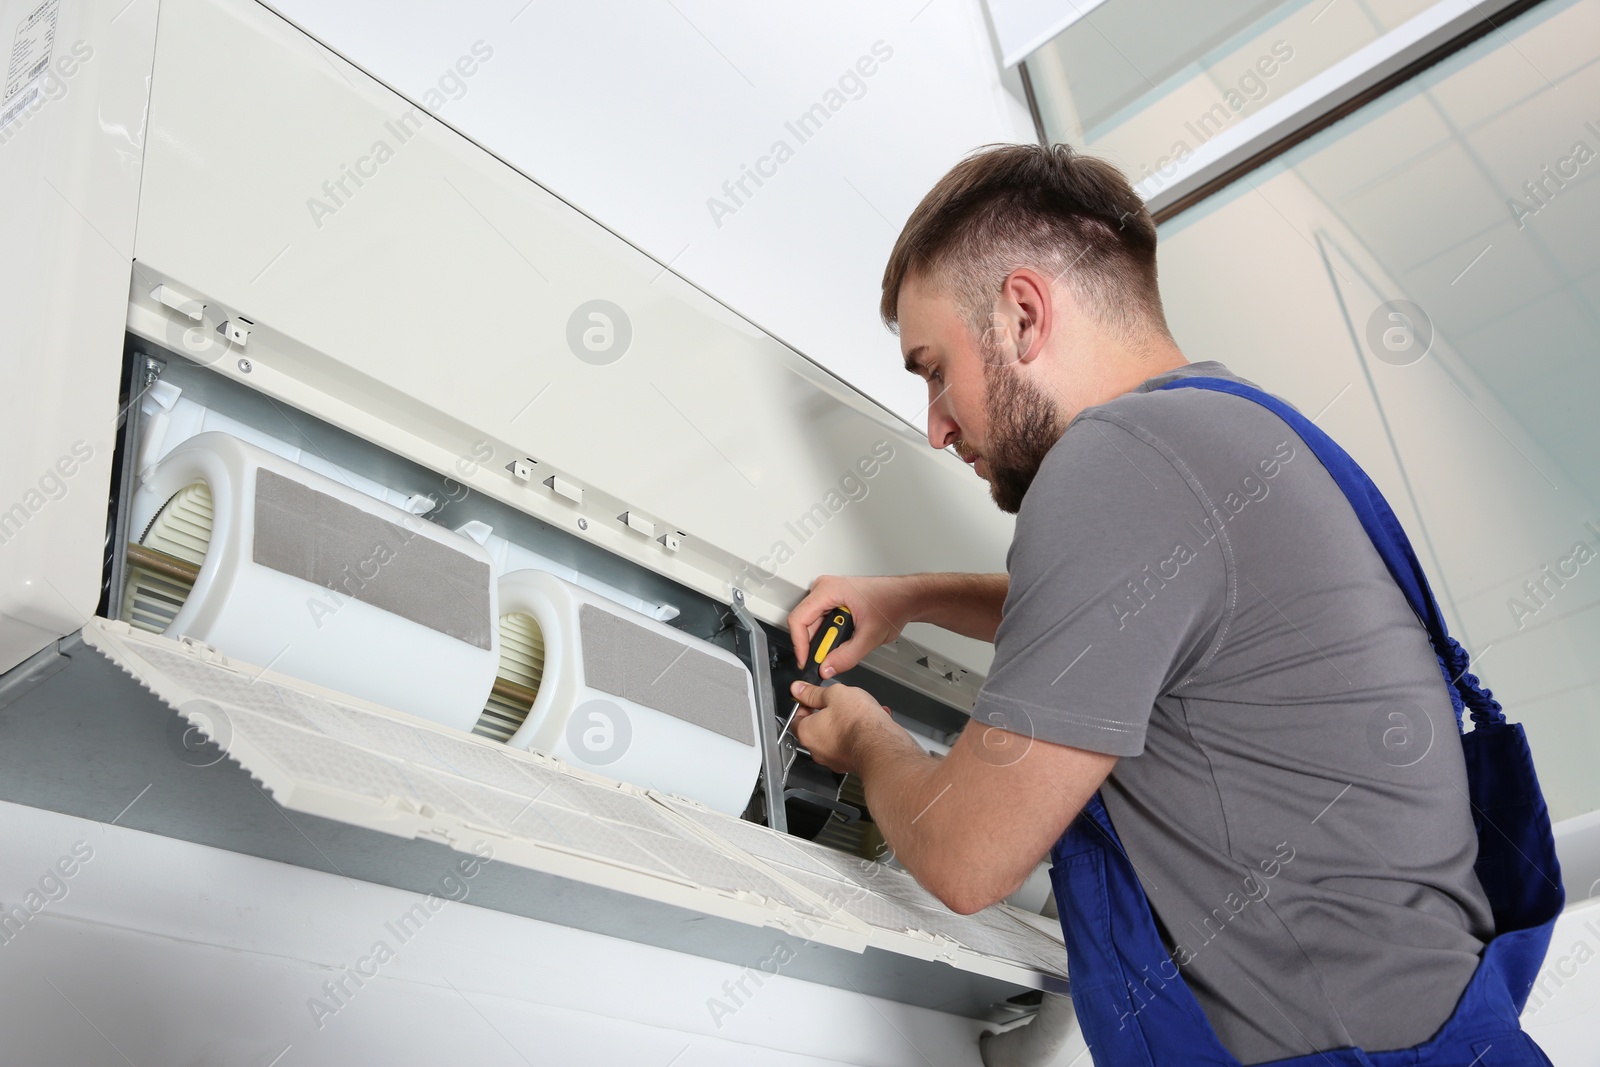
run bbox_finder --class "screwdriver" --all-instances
[781,606,855,741]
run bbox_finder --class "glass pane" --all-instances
[1154,0,1600,820]
[1027,0,1436,185]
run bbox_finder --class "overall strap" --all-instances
[1155,377,1503,732]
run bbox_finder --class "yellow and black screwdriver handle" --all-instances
[800,607,854,686]
[782,606,855,738]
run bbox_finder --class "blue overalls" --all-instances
[1048,377,1564,1066]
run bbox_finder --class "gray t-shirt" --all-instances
[975,361,1493,1064]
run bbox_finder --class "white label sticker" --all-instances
[0,80,38,129]
[4,0,57,103]
[1,0,56,135]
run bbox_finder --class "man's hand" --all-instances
[788,575,919,678]
[789,679,905,774]
[792,675,1119,914]
[787,573,1010,677]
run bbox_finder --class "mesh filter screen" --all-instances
[578,605,754,745]
[253,467,493,649]
[108,633,831,920]
[662,797,1069,975]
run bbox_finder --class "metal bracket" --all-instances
[728,588,787,834]
[105,351,167,621]
[0,636,75,712]
[783,787,862,829]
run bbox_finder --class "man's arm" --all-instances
[902,572,1009,643]
[791,678,1115,914]
[788,572,1008,675]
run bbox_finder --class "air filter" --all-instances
[495,569,761,816]
[124,431,499,733]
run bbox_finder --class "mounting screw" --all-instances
[577,518,588,531]
[237,358,252,374]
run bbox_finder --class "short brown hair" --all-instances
[880,143,1165,339]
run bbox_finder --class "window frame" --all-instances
[1013,0,1551,222]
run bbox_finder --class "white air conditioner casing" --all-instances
[128,430,499,733]
[498,568,760,816]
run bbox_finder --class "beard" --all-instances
[970,363,1066,514]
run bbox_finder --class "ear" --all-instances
[997,268,1054,365]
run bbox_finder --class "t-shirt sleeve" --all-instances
[972,414,1229,757]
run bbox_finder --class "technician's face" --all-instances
[898,275,992,472]
[896,274,1063,514]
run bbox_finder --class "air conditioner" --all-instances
[0,0,1058,1058]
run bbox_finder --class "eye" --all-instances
[928,367,943,384]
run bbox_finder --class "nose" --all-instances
[926,388,958,451]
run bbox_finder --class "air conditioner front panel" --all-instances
[74,616,1069,1004]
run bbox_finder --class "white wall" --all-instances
[260,0,1039,430]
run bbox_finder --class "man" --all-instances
[785,144,1496,1064]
